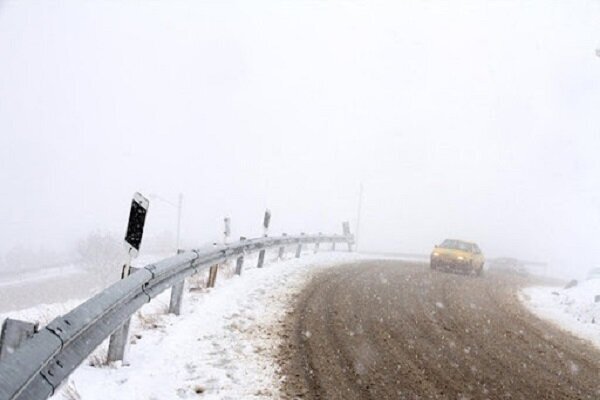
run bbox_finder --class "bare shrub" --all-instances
[188,270,210,292]
[88,351,106,367]
[135,303,168,331]
[62,381,81,400]
[76,231,123,286]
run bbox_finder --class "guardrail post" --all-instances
[343,221,353,252]
[169,281,185,315]
[257,209,271,268]
[278,233,287,259]
[332,238,336,251]
[207,265,218,287]
[207,244,220,288]
[314,232,322,253]
[107,264,137,364]
[168,250,186,315]
[107,319,131,364]
[295,233,305,258]
[0,318,38,362]
[235,237,246,275]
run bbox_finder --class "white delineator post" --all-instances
[295,233,305,258]
[224,217,231,244]
[257,209,271,268]
[208,217,231,286]
[222,216,232,274]
[314,232,322,253]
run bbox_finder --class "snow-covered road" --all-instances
[38,252,366,400]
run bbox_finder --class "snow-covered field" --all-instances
[0,253,175,314]
[0,264,84,289]
[521,279,600,350]
[1,251,366,400]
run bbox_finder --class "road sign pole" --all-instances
[107,193,148,364]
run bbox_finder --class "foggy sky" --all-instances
[1,0,599,276]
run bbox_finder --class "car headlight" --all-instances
[433,252,439,257]
[457,256,464,261]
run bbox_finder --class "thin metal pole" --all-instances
[176,193,183,251]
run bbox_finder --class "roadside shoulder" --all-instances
[520,281,600,350]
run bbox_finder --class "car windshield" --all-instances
[440,240,472,252]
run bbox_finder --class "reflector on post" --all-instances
[224,217,231,244]
[124,192,149,259]
[263,209,271,237]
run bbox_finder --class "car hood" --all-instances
[431,247,470,258]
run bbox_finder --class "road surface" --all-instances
[279,260,600,399]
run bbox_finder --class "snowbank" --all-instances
[521,279,600,349]
[19,251,367,400]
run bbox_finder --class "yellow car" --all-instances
[430,239,485,276]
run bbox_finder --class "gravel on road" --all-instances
[279,260,600,399]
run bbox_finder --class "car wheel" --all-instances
[476,264,483,276]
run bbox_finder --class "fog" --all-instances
[1,0,599,277]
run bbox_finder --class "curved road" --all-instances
[279,260,600,399]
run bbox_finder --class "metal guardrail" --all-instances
[0,232,353,400]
